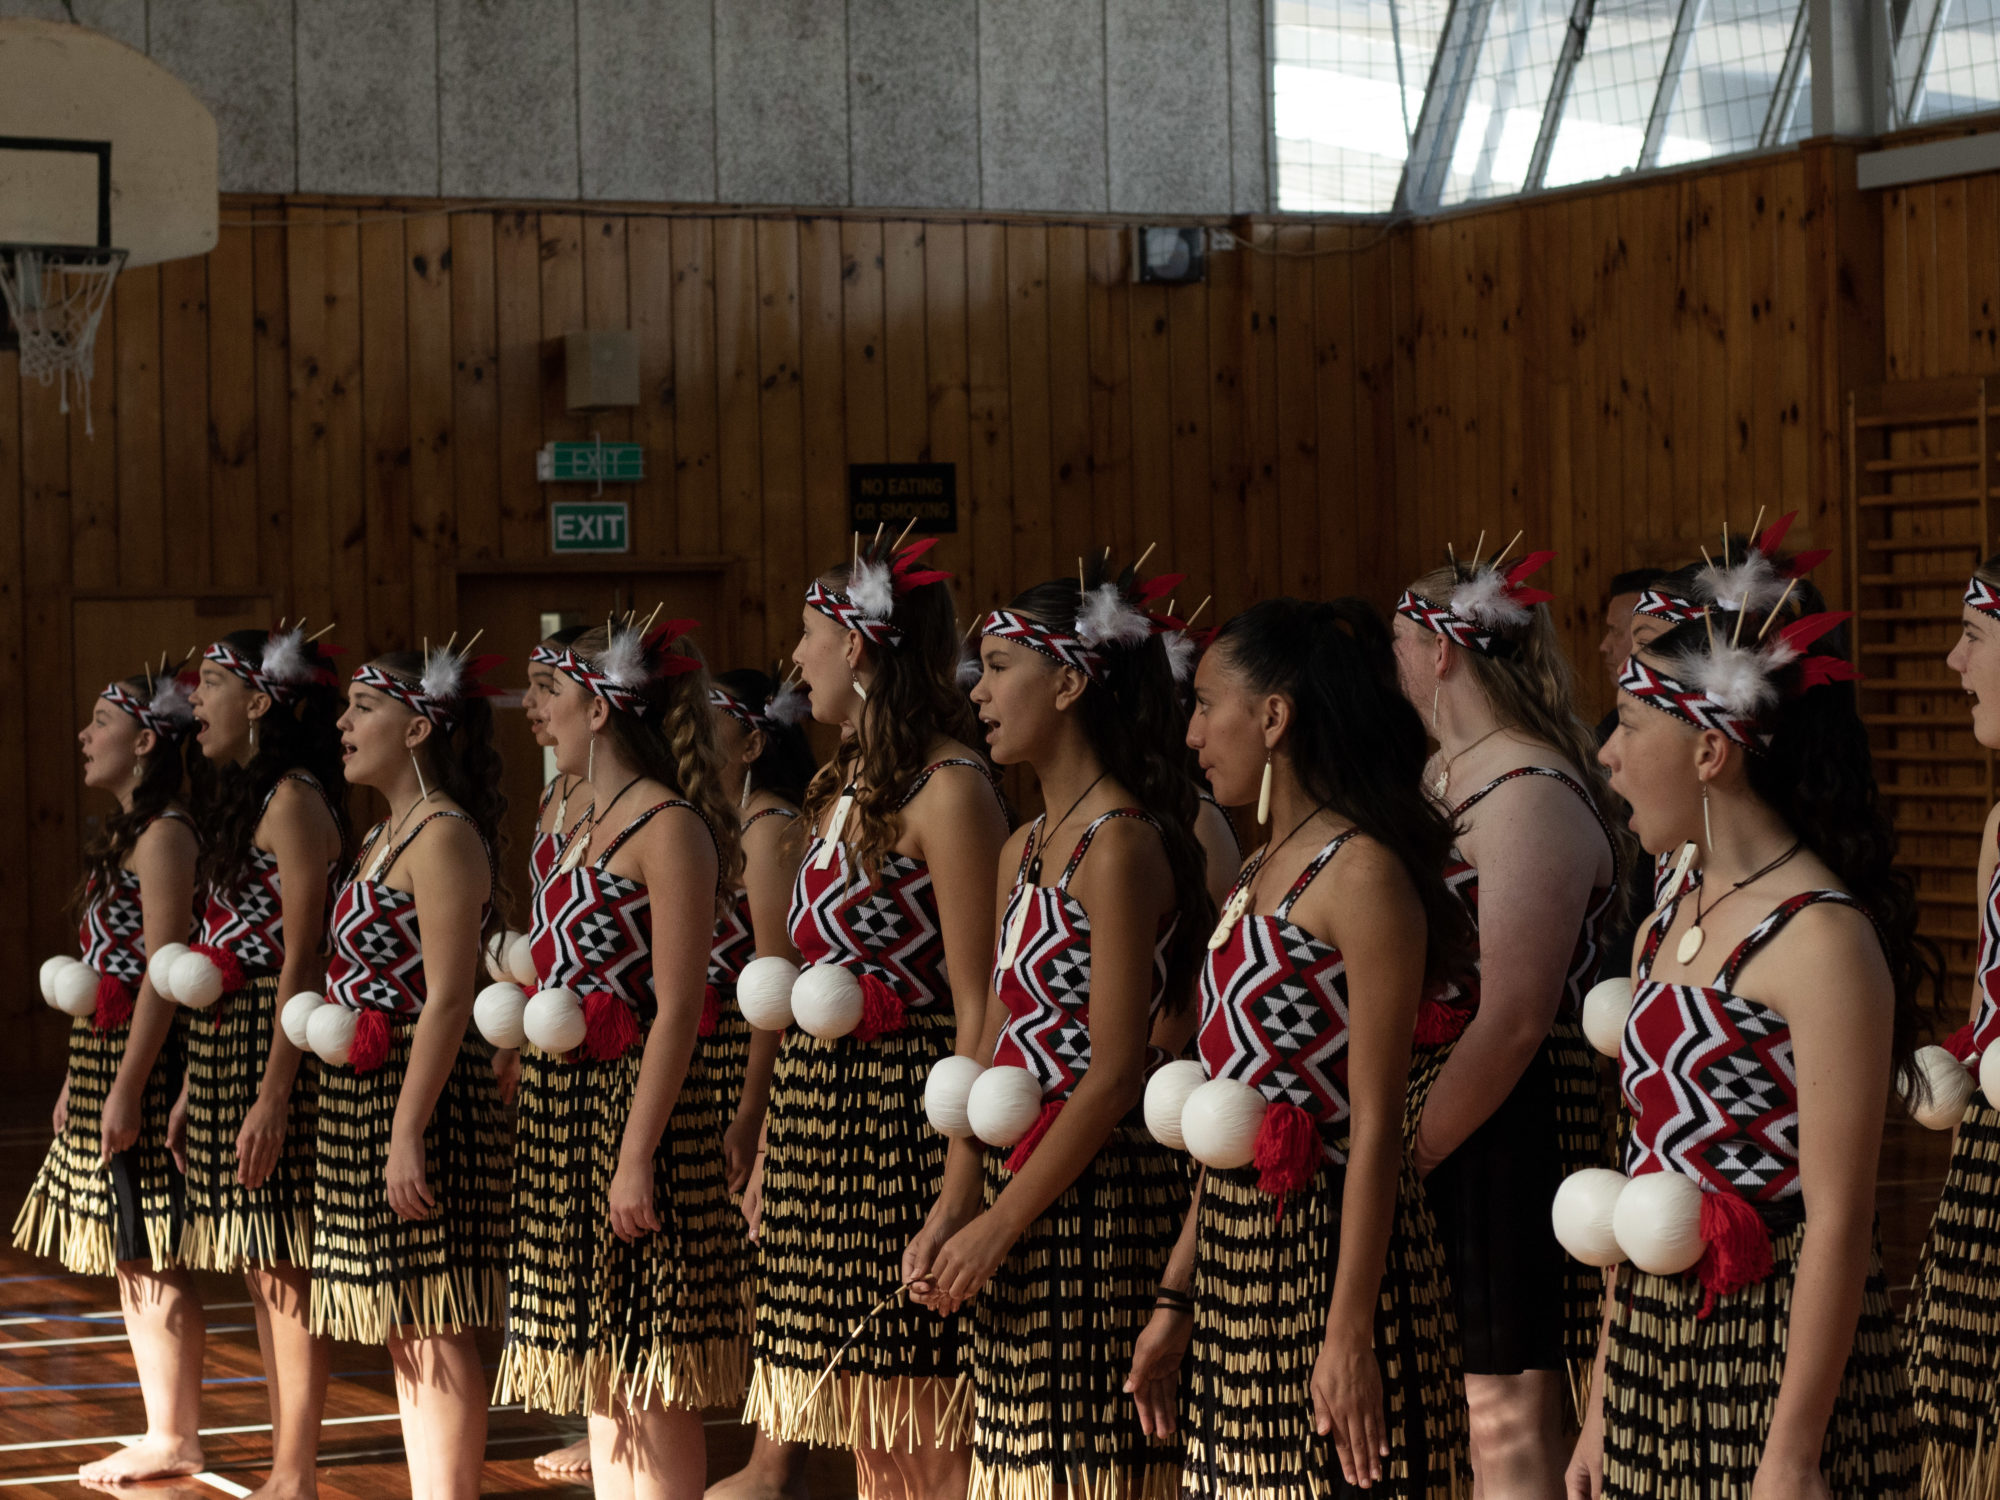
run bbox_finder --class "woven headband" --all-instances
[1618,654,1768,751]
[349,657,504,732]
[1633,589,1702,624]
[980,609,1105,681]
[203,641,280,700]
[527,642,567,668]
[806,579,901,646]
[100,680,193,740]
[1394,590,1504,656]
[708,687,771,733]
[1967,577,2000,617]
[560,622,702,721]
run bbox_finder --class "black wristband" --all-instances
[1154,1286,1194,1312]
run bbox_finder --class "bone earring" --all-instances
[1430,681,1440,732]
[1702,780,1713,854]
[411,749,431,806]
[852,671,868,701]
[248,717,259,757]
[740,767,753,811]
[1256,753,1274,827]
[586,733,596,786]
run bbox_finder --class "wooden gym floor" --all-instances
[0,1090,1954,1495]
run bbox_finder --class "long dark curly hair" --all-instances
[367,651,510,938]
[1214,597,1476,993]
[801,560,985,882]
[1004,569,1216,1012]
[1648,611,1940,1097]
[70,673,208,924]
[716,666,818,807]
[200,629,347,898]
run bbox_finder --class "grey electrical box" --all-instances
[564,329,640,411]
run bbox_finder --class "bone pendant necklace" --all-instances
[813,784,857,871]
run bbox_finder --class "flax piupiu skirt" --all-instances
[745,1006,968,1451]
[309,1013,511,1342]
[12,1006,187,1273]
[180,973,318,1270]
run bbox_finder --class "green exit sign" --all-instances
[550,500,629,554]
[537,440,644,483]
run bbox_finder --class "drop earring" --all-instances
[1701,780,1713,854]
[1256,752,1274,826]
[586,733,596,786]
[852,671,868,701]
[248,717,259,757]
[411,748,431,806]
[740,766,753,811]
[1430,681,1440,731]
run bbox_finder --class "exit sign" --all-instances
[550,500,630,554]
[538,440,644,483]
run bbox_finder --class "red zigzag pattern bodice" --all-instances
[198,773,341,978]
[989,810,1174,1099]
[326,812,480,1016]
[80,868,148,984]
[786,761,992,1011]
[1971,826,2000,1059]
[1197,830,1357,1163]
[529,801,693,1022]
[1620,885,1860,1204]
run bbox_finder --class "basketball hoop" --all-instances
[0,244,125,437]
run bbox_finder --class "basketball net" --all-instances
[0,247,126,437]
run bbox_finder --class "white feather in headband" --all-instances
[1162,629,1198,685]
[597,623,652,690]
[847,556,897,621]
[1449,567,1535,633]
[956,650,982,689]
[419,646,469,705]
[149,674,195,728]
[259,626,317,689]
[1693,511,1832,616]
[1075,582,1154,651]
[764,678,811,726]
[1682,640,1785,718]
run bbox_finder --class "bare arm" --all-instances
[1415,777,1603,1173]
[101,817,199,1159]
[609,809,720,1241]
[386,817,491,1221]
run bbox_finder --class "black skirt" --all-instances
[1423,1017,1605,1384]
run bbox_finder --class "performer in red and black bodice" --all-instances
[741,534,1008,1500]
[1390,544,1627,1490]
[901,557,1213,1500]
[1562,573,1927,1498]
[1903,556,2000,1499]
[12,665,209,1484]
[701,667,817,1500]
[299,645,513,1497]
[161,624,347,1498]
[489,616,747,1499]
[1125,597,1474,1498]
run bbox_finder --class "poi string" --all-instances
[798,1280,923,1413]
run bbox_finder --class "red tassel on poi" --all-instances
[1253,1100,1321,1218]
[1004,1100,1064,1173]
[1695,1189,1773,1319]
[582,991,640,1061]
[191,943,246,997]
[1944,1022,1978,1062]
[1414,997,1472,1046]
[92,974,134,1031]
[698,983,721,1038]
[349,1008,391,1073]
[852,974,906,1041]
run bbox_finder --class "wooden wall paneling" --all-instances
[1883,190,1913,382]
[1084,227,1135,567]
[0,349,28,1051]
[1635,185,1677,574]
[1773,169,1813,550]
[1511,207,1548,612]
[492,211,545,563]
[1403,222,1435,572]
[159,254,212,589]
[798,216,850,616]
[1589,192,1627,612]
[534,214,589,582]
[754,218,805,670]
[113,265,163,590]
[208,225,260,591]
[1932,177,1970,378]
[1558,199,1598,631]
[1908,186,1939,380]
[883,221,929,464]
[68,280,118,592]
[581,216,637,557]
[448,213,500,563]
[1045,225,1094,577]
[1164,272,1211,588]
[404,213,456,628]
[1126,271,1172,579]
[1541,207,1577,637]
[964,223,1014,618]
[1006,226,1054,587]
[1969,175,2000,369]
[626,217,678,566]
[669,218,721,558]
[1743,171,1783,533]
[1472,213,1509,578]
[252,207,294,595]
[1387,224,1419,593]
[286,205,333,626]
[841,221,888,470]
[323,216,367,639]
[712,217,763,657]
[361,218,412,653]
[1312,225,1357,600]
[1204,234,1247,615]
[1689,175,1728,554]
[1272,225,1317,598]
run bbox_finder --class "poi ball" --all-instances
[1982,1044,2000,1113]
[482,932,517,984]
[1552,1168,1631,1267]
[1181,1077,1269,1170]
[523,986,587,1055]
[1611,1170,1707,1275]
[966,1064,1043,1148]
[473,982,529,1049]
[39,955,73,1005]
[169,950,225,1010]
[1582,977,1635,1058]
[1144,1059,1208,1151]
[790,963,863,1040]
[280,991,325,1050]
[306,1002,358,1066]
[506,933,538,988]
[147,942,190,1002]
[737,955,801,1032]
[924,1055,987,1139]
[52,961,99,1018]
[1908,1045,1976,1130]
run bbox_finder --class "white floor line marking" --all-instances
[0,1299,254,1328]
[0,1405,530,1454]
[3,1322,256,1350]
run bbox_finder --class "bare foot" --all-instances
[79,1437,205,1484]
[704,1455,810,1500]
[242,1476,316,1500]
[534,1436,593,1477]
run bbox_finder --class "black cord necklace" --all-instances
[561,773,644,872]
[1676,839,1802,964]
[1208,804,1330,950]
[1024,772,1109,887]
